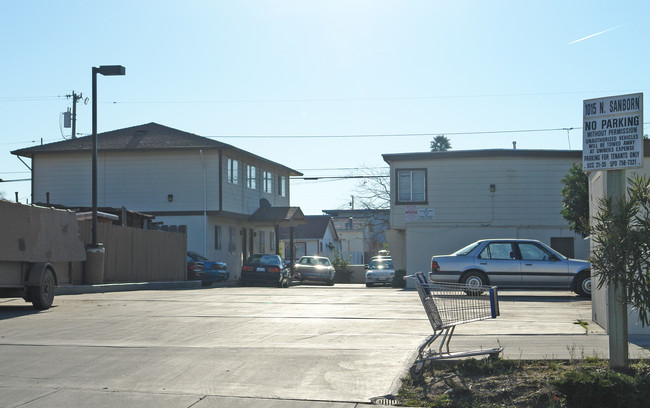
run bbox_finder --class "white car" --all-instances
[365,258,395,287]
[430,239,592,297]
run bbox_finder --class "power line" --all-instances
[107,88,648,105]
[208,127,574,139]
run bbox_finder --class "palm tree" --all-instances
[430,135,451,152]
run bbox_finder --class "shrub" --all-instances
[332,252,352,283]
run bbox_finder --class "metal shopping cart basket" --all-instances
[408,272,502,374]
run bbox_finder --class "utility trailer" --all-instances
[0,200,86,309]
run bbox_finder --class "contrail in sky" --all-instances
[568,25,624,45]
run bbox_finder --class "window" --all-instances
[270,231,275,252]
[278,175,287,197]
[259,231,265,253]
[479,243,516,260]
[263,171,272,193]
[397,169,426,203]
[227,158,238,184]
[246,165,257,189]
[214,225,222,250]
[519,243,554,261]
[228,226,237,252]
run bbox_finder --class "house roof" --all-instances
[278,215,336,240]
[248,206,306,226]
[11,122,303,176]
[383,148,582,164]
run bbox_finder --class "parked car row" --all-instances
[188,237,592,298]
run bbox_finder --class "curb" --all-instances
[55,279,239,295]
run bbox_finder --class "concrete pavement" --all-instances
[0,282,647,407]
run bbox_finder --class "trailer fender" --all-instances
[26,263,58,287]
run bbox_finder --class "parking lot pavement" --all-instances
[1,284,648,408]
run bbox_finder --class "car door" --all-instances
[476,242,521,287]
[516,242,570,288]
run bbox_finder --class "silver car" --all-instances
[429,239,591,297]
[294,256,335,286]
[365,258,395,287]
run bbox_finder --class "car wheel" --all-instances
[30,268,55,310]
[328,279,335,286]
[574,272,591,298]
[461,271,487,296]
[366,283,374,288]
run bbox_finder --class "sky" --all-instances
[1,1,648,214]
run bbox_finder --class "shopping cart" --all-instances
[407,272,502,374]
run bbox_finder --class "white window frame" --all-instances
[227,158,239,184]
[247,165,257,189]
[263,171,273,194]
[278,175,287,197]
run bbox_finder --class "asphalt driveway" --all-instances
[0,284,648,407]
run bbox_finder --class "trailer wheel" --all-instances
[30,268,55,310]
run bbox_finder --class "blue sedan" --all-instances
[187,251,229,287]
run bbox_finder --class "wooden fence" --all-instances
[78,220,186,283]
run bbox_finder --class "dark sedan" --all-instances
[241,254,292,288]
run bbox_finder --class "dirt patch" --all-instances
[394,358,650,408]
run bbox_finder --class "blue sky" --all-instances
[1,1,648,214]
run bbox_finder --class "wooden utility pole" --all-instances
[66,91,83,139]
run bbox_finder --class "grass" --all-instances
[396,358,650,408]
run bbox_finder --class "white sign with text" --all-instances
[582,93,643,171]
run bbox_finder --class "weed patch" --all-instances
[397,358,650,407]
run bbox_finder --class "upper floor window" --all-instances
[397,169,426,203]
[227,158,239,184]
[278,175,287,197]
[246,165,257,189]
[263,171,273,193]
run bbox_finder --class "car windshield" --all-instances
[247,254,280,265]
[188,252,208,262]
[453,242,481,256]
[315,258,331,266]
[368,260,393,270]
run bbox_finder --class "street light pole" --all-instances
[91,65,125,247]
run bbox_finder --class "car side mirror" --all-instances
[549,254,559,261]
[364,265,369,269]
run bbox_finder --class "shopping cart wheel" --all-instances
[410,361,425,377]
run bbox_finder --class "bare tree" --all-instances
[352,166,390,210]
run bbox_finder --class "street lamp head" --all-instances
[96,65,126,76]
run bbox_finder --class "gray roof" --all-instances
[248,206,306,225]
[278,215,336,240]
[12,122,302,176]
[383,148,581,164]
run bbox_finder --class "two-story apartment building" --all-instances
[11,123,303,277]
[382,148,589,279]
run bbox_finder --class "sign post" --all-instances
[583,93,643,369]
